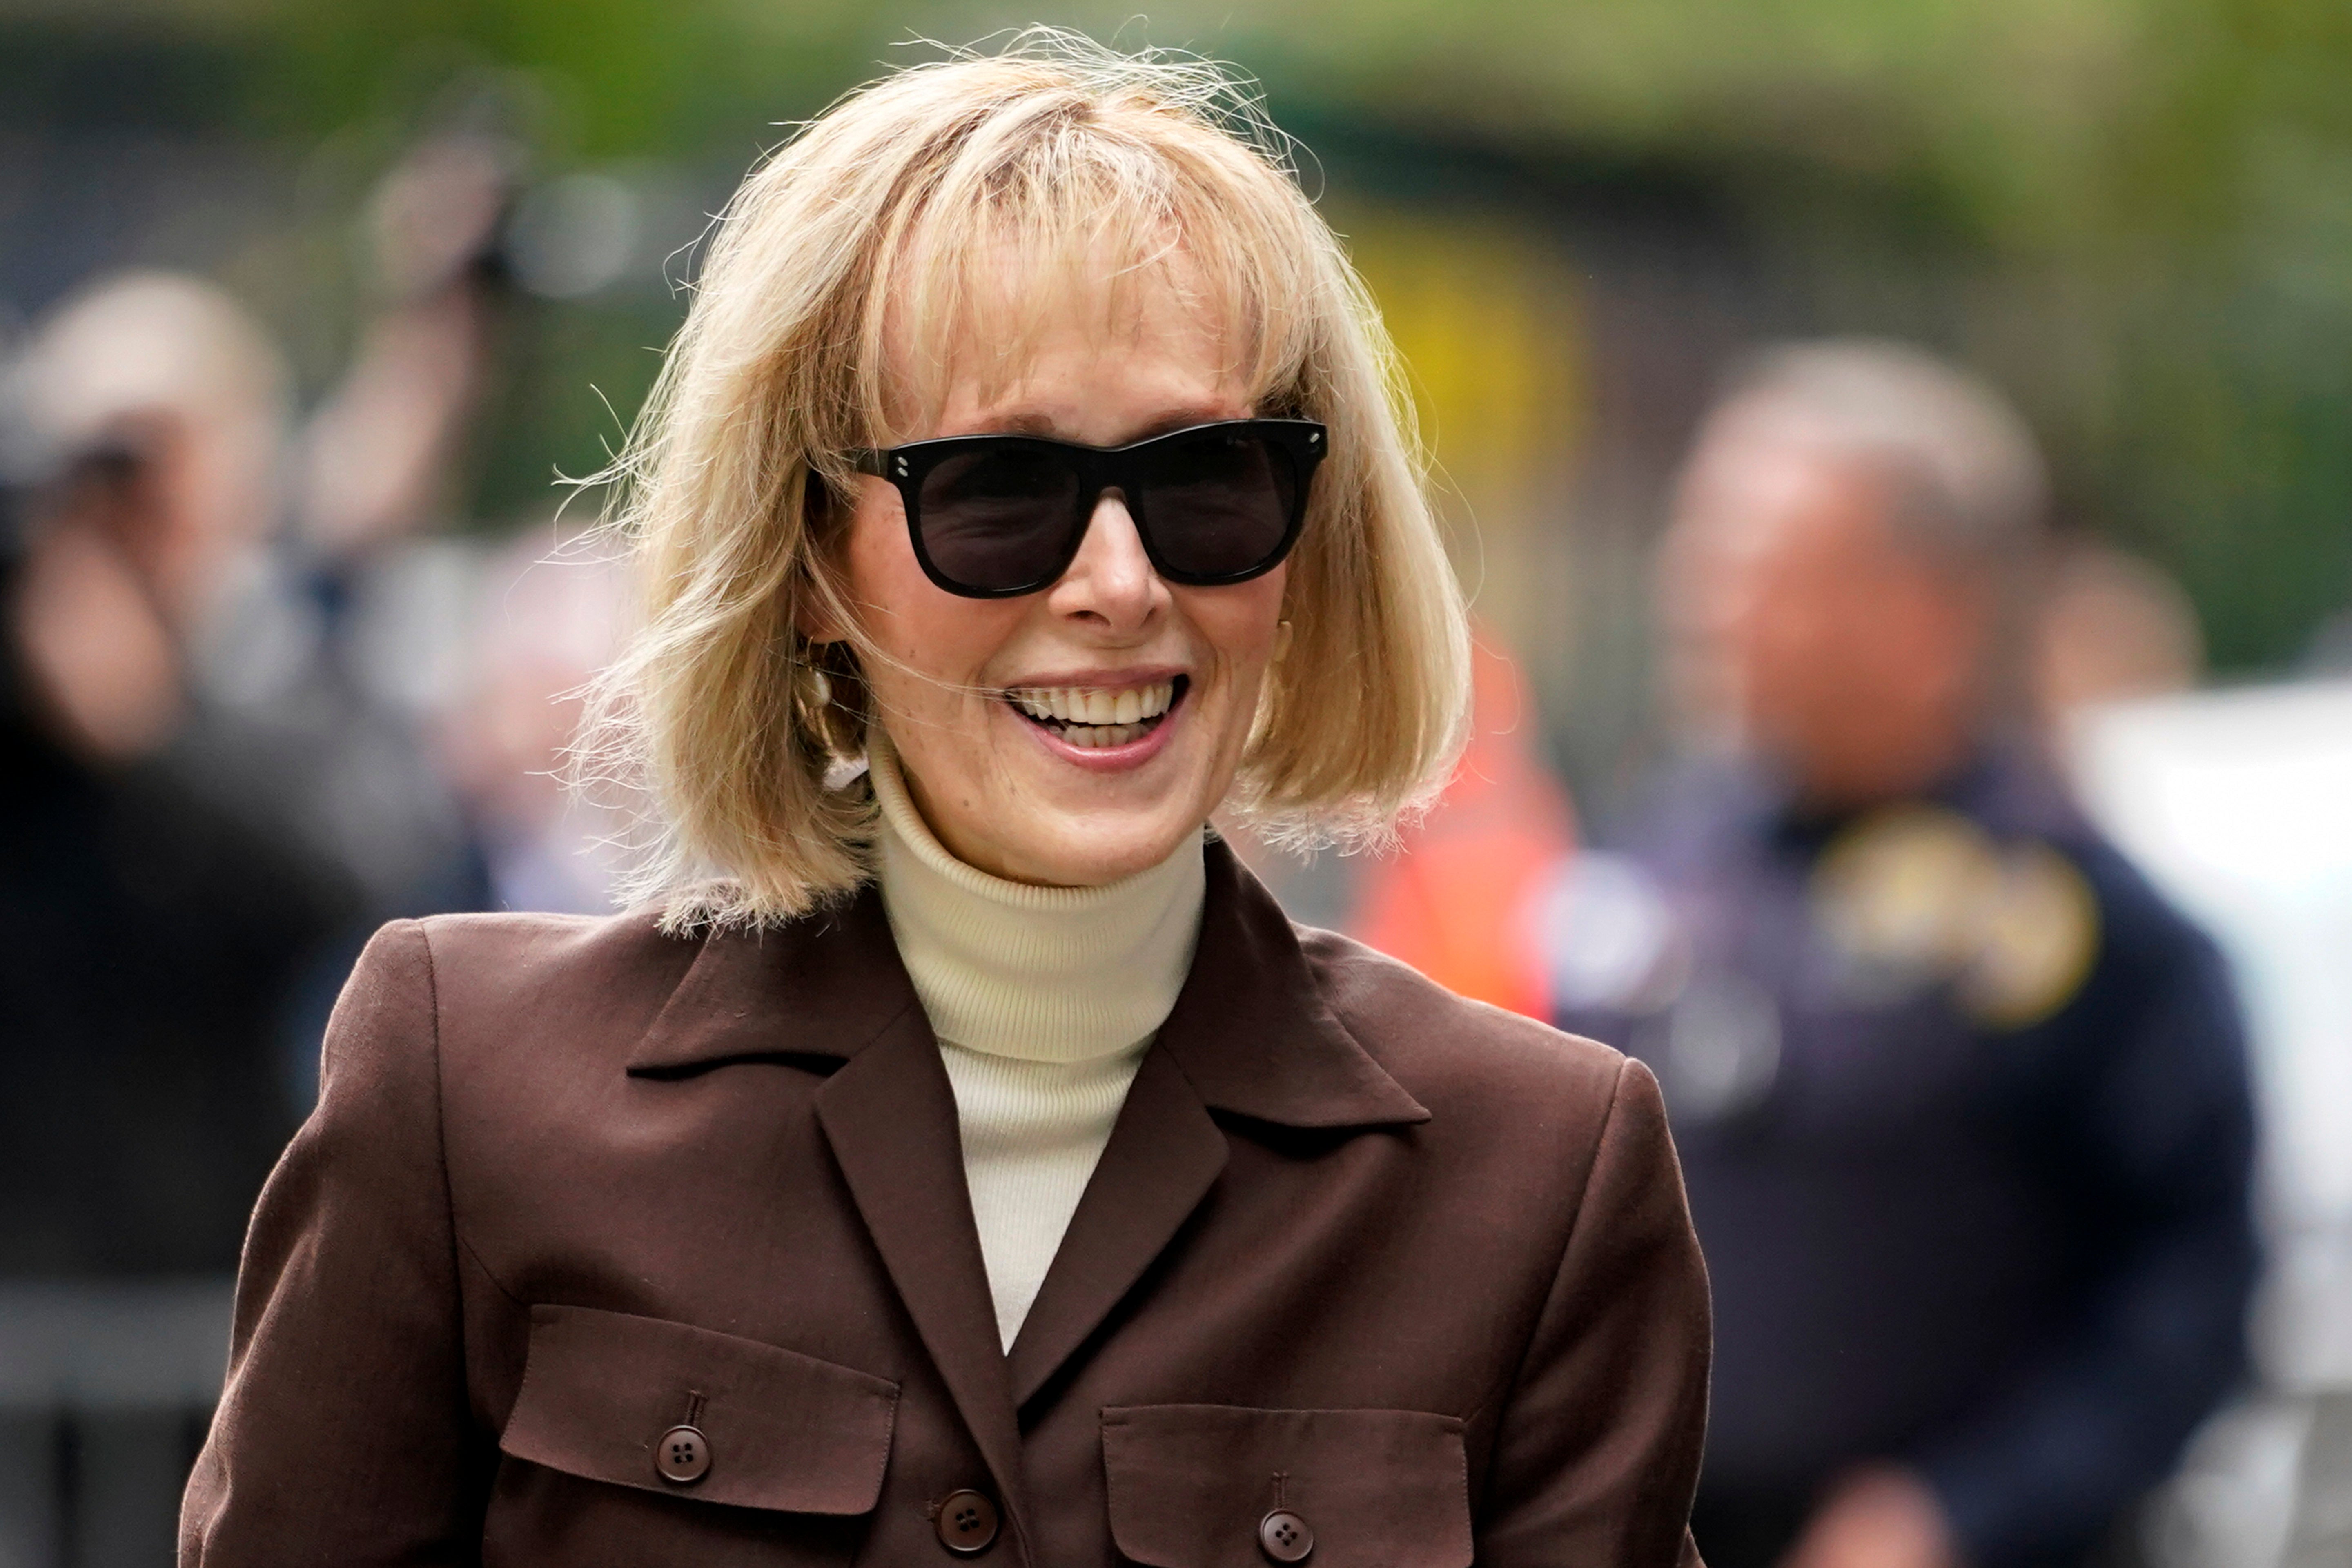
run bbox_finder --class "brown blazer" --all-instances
[183,841,1709,1566]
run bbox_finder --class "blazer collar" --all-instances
[1156,837,1429,1128]
[626,839,1432,1134]
[626,888,918,1076]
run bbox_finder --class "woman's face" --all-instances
[833,281,1288,886]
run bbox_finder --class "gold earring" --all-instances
[795,661,836,747]
[1272,620,1295,664]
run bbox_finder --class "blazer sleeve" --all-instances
[182,919,491,1565]
[1476,1056,1712,1568]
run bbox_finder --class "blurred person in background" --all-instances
[0,276,356,1276]
[170,132,518,932]
[1349,635,1576,1017]
[0,132,559,1560]
[2033,538,2206,724]
[1554,341,2256,1568]
[437,528,630,915]
[2299,582,2352,675]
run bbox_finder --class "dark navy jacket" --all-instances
[1557,749,2257,1566]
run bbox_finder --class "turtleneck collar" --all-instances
[866,729,1206,1064]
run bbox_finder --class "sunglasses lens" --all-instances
[917,446,1082,592]
[1140,430,1299,580]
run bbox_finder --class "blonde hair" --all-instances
[580,31,1470,928]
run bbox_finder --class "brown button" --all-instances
[655,1424,710,1485]
[935,1488,999,1555]
[1258,1508,1314,1563]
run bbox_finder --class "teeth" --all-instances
[1062,722,1149,748]
[1005,680,1176,732]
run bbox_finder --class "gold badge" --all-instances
[1813,806,2002,994]
[1956,843,2101,1029]
[1812,806,2100,1028]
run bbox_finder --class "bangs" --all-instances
[860,100,1321,438]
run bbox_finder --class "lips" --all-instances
[1005,677,1185,749]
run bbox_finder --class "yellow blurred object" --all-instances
[1959,842,2100,1029]
[1810,804,2100,1027]
[1342,207,1585,679]
[1812,806,2004,979]
[1329,209,1588,1018]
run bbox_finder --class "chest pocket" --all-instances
[1102,1404,1472,1568]
[499,1304,898,1515]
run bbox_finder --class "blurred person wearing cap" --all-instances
[0,275,359,1275]
[1552,341,2256,1568]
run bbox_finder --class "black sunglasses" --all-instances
[850,418,1326,599]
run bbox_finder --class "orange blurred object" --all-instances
[1349,635,1577,1018]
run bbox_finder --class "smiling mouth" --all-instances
[1004,676,1187,749]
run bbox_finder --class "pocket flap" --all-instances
[1102,1404,1472,1568]
[501,1305,898,1515]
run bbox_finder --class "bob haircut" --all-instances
[581,31,1471,928]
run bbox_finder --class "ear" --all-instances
[795,573,844,643]
[795,585,850,645]
[794,469,851,644]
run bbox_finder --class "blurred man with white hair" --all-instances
[1554,341,2256,1568]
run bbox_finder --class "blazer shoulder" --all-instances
[397,908,703,1072]
[1294,923,1628,1118]
[407,906,675,975]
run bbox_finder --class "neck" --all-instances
[866,731,1206,1062]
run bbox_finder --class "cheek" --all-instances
[1182,572,1285,689]
[841,487,920,629]
[1733,585,1848,715]
[842,493,1017,686]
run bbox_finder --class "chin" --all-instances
[1018,802,1203,887]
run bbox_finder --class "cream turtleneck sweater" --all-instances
[866,734,1205,1351]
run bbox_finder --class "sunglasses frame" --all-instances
[850,418,1327,599]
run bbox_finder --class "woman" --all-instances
[184,37,1709,1568]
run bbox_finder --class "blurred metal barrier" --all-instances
[0,1279,234,1568]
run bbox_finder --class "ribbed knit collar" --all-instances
[867,730,1205,1064]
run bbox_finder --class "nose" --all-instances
[1048,490,1166,633]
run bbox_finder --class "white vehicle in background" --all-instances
[2069,678,2352,1568]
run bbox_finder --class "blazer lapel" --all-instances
[816,1012,1031,1540]
[1004,840,1431,1407]
[628,891,912,1076]
[626,891,1029,1542]
[1004,1043,1226,1406]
